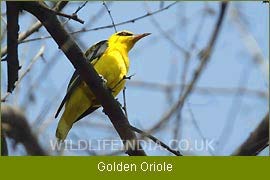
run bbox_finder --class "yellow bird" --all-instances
[55,30,150,140]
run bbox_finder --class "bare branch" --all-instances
[6,2,20,92]
[232,113,269,156]
[102,1,117,33]
[121,76,179,156]
[144,2,188,56]
[2,46,45,102]
[127,81,267,99]
[41,3,84,24]
[130,125,182,156]
[1,105,46,155]
[230,5,268,82]
[62,1,88,26]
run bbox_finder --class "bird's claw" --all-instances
[123,74,135,80]
[99,74,107,85]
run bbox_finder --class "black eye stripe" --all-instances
[117,32,133,36]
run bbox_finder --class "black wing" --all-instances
[75,105,100,122]
[55,40,108,118]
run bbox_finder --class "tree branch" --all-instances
[1,132,8,156]
[6,2,20,92]
[1,45,45,102]
[1,105,46,155]
[18,1,146,156]
[130,125,182,156]
[127,81,267,98]
[232,113,269,156]
[41,2,84,24]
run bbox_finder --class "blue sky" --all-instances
[1,1,269,156]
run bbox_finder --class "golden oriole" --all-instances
[55,30,150,140]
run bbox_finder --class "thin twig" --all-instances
[0,16,7,41]
[216,63,251,154]
[230,5,268,83]
[130,125,182,156]
[1,14,7,25]
[144,2,188,56]
[173,56,189,148]
[173,5,208,148]
[74,1,88,14]
[20,2,178,44]
[120,82,182,156]
[120,76,181,156]
[1,46,45,102]
[187,102,214,155]
[83,2,113,29]
[127,81,267,98]
[42,3,84,24]
[62,1,88,26]
[190,2,208,50]
[102,1,117,33]
[21,49,60,107]
[120,75,135,119]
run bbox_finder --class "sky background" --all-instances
[1,1,269,156]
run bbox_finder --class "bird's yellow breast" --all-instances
[94,47,129,96]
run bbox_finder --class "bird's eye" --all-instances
[117,32,133,36]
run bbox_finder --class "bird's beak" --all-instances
[133,33,151,43]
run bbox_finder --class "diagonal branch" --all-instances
[102,1,117,33]
[130,125,182,156]
[1,45,45,102]
[18,1,146,156]
[232,113,269,156]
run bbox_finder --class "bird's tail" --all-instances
[55,116,73,141]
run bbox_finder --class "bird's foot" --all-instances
[99,74,107,85]
[123,74,135,80]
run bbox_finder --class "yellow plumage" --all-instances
[55,30,150,140]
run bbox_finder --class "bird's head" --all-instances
[108,30,151,52]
